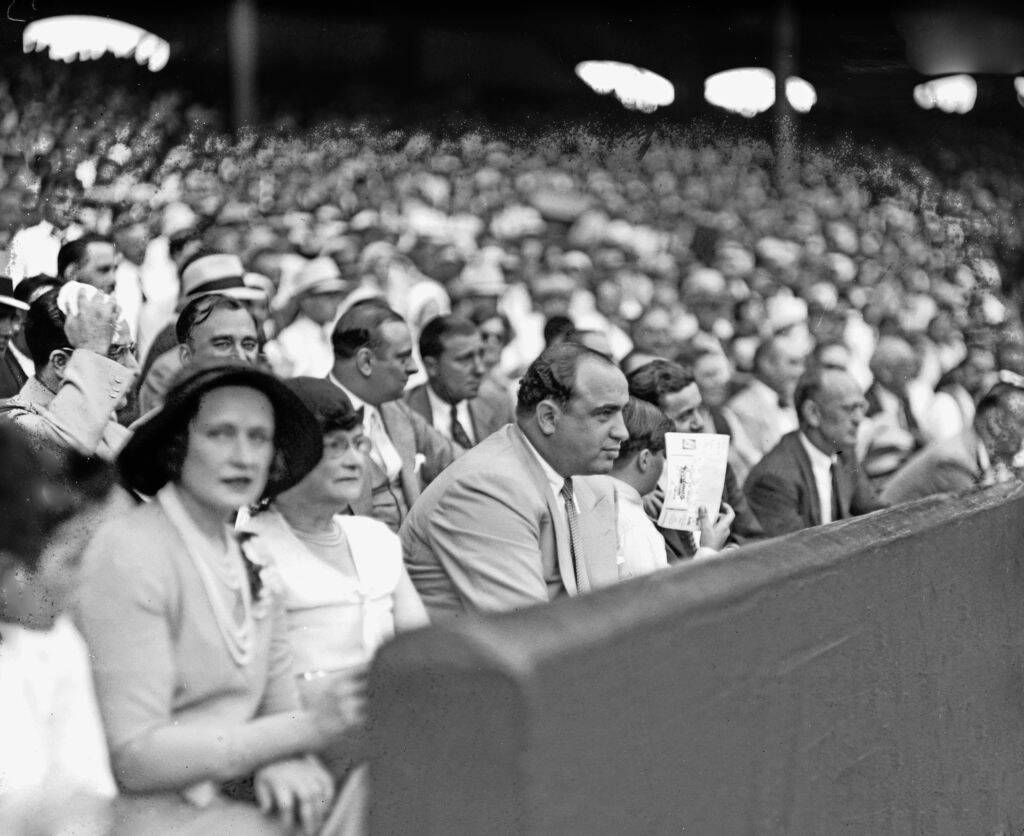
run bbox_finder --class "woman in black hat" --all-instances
[75,360,358,835]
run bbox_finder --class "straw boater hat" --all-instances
[0,277,30,312]
[291,256,351,299]
[179,254,267,307]
[118,360,322,499]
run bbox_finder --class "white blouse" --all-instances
[242,509,404,675]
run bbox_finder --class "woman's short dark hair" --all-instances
[24,288,69,370]
[0,424,113,571]
[627,359,695,407]
[616,397,674,461]
[516,341,613,418]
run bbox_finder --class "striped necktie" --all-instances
[560,478,585,593]
[450,402,473,449]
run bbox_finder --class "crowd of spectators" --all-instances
[4,55,1024,833]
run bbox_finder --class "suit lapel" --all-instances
[509,427,577,595]
[405,385,433,426]
[468,397,494,443]
[380,402,419,505]
[574,477,618,591]
[791,434,822,526]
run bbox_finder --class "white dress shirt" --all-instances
[612,479,668,578]
[329,375,404,480]
[266,315,335,379]
[425,383,475,445]
[799,432,837,525]
[520,430,577,526]
[0,616,117,809]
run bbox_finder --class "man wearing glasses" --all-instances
[0,286,138,461]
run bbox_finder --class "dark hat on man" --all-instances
[0,277,30,312]
[118,360,322,498]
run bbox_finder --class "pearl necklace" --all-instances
[158,485,256,667]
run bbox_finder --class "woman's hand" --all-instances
[254,755,335,836]
[697,503,735,552]
[305,663,369,746]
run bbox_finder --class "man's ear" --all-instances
[355,346,374,378]
[179,343,192,365]
[63,262,79,284]
[802,400,821,429]
[422,355,439,379]
[535,399,560,436]
[48,349,70,376]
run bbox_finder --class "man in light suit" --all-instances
[723,334,806,486]
[400,341,630,619]
[743,366,884,538]
[880,380,1024,505]
[404,315,513,449]
[0,287,137,461]
[327,299,459,532]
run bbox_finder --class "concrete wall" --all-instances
[369,481,1024,835]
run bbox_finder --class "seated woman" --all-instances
[75,360,359,835]
[242,377,429,771]
[0,426,117,836]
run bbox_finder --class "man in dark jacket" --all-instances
[744,366,885,537]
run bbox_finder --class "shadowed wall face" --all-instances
[370,484,1024,835]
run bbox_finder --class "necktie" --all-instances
[450,402,473,449]
[560,478,586,593]
[367,408,402,480]
[830,459,843,522]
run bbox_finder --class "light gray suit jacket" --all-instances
[399,423,620,620]
[879,426,983,505]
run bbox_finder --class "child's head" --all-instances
[0,426,114,630]
[612,397,674,496]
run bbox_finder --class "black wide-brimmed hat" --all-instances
[118,360,323,498]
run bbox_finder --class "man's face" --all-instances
[764,340,807,400]
[302,290,350,326]
[0,308,25,356]
[962,349,995,397]
[429,332,486,404]
[693,353,732,409]
[43,185,79,228]
[809,371,867,452]
[74,242,118,294]
[552,359,629,474]
[660,382,706,434]
[369,320,417,403]
[184,308,260,364]
[634,309,675,358]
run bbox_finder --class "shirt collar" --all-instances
[426,382,459,418]
[799,431,836,470]
[611,477,643,507]
[518,426,566,495]
[329,374,370,414]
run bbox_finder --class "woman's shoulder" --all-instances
[336,514,401,552]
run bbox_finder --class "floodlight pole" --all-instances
[228,0,259,131]
[773,0,797,194]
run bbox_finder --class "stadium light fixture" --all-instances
[703,68,817,117]
[1015,76,1024,108]
[912,74,976,114]
[23,15,170,72]
[575,60,675,114]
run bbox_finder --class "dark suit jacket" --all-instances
[0,349,27,398]
[403,379,514,447]
[743,431,884,538]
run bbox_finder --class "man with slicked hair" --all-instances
[401,341,629,619]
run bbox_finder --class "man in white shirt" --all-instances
[265,256,358,378]
[404,315,514,450]
[723,334,807,486]
[0,425,117,834]
[7,170,84,283]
